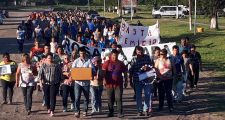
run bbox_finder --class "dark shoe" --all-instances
[169,108,174,112]
[133,95,136,100]
[1,101,7,105]
[158,107,163,112]
[27,110,31,115]
[144,111,149,116]
[137,112,143,116]
[107,113,114,117]
[117,113,124,118]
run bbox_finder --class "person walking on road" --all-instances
[15,53,36,115]
[38,53,62,117]
[0,53,17,105]
[102,49,128,118]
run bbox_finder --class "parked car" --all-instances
[152,6,185,18]
[122,7,137,14]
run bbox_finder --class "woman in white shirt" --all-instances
[16,53,36,115]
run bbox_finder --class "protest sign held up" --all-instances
[119,19,160,47]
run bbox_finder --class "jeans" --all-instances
[172,80,184,101]
[152,80,158,97]
[158,79,173,109]
[21,86,34,111]
[45,37,51,46]
[189,66,200,88]
[17,39,24,52]
[1,80,15,102]
[90,85,103,112]
[172,75,184,101]
[43,83,60,112]
[182,72,188,94]
[74,82,90,113]
[135,82,152,112]
[62,84,75,109]
[106,86,123,114]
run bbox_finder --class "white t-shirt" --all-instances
[50,42,58,53]
[107,31,114,40]
[103,27,108,37]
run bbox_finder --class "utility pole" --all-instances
[176,0,179,19]
[88,0,90,11]
[189,0,192,31]
[194,0,197,35]
[118,0,121,17]
[104,0,106,16]
[131,0,133,21]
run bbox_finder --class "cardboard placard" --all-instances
[71,68,92,80]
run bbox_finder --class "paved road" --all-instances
[0,11,224,120]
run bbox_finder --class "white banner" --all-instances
[68,38,175,62]
[122,42,176,62]
[119,20,160,47]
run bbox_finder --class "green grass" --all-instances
[100,11,225,77]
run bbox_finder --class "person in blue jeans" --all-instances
[129,46,153,116]
[16,26,25,53]
[169,45,184,103]
[72,47,92,118]
[90,56,104,115]
[61,54,75,112]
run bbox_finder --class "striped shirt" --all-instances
[38,63,62,85]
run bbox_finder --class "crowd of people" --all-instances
[1,9,202,118]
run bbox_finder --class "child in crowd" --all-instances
[50,37,58,53]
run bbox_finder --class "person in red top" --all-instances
[30,39,44,58]
[102,49,128,118]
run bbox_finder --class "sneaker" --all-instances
[137,112,143,116]
[50,111,54,117]
[70,103,74,110]
[47,109,51,114]
[8,101,12,105]
[83,112,87,117]
[117,113,124,118]
[42,103,46,107]
[91,110,97,115]
[63,108,67,112]
[74,112,80,118]
[107,113,114,117]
